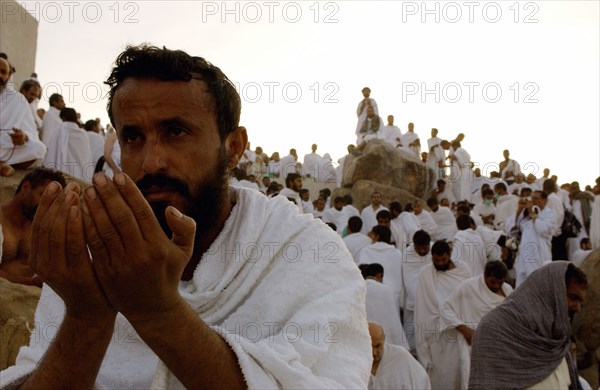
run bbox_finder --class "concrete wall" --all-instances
[0,0,38,88]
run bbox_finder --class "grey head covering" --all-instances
[469,261,582,390]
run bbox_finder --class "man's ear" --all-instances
[226,126,248,169]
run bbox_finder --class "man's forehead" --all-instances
[114,77,215,107]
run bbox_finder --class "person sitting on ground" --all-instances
[0,168,66,287]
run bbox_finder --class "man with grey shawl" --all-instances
[469,261,588,389]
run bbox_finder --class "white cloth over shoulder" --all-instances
[0,87,46,164]
[440,275,512,390]
[369,343,431,390]
[44,122,94,182]
[358,242,404,310]
[343,232,371,262]
[1,187,371,389]
[414,261,471,389]
[452,228,488,277]
[364,279,409,349]
[41,106,62,146]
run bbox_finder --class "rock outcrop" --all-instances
[336,140,435,210]
[0,278,41,370]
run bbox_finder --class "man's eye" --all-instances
[122,132,141,144]
[168,127,187,137]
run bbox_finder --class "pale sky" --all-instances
[20,0,600,186]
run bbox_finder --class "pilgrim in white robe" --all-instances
[390,218,408,249]
[430,207,457,241]
[357,242,404,310]
[494,193,520,233]
[279,153,300,178]
[546,192,565,237]
[41,106,62,146]
[400,244,431,350]
[86,130,105,166]
[365,279,409,349]
[440,275,513,390]
[356,97,378,133]
[357,116,384,144]
[44,122,94,182]
[323,206,347,235]
[379,124,402,148]
[302,152,322,178]
[360,205,389,235]
[476,225,504,261]
[369,343,431,390]
[342,203,360,221]
[398,212,421,245]
[452,147,472,203]
[436,185,456,206]
[415,210,438,238]
[316,153,337,183]
[0,86,46,165]
[400,131,421,158]
[505,207,556,286]
[452,228,488,277]
[343,232,372,262]
[501,159,521,182]
[590,194,600,250]
[473,202,496,228]
[0,187,371,389]
[414,261,471,390]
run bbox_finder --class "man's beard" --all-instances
[433,262,451,271]
[135,149,229,247]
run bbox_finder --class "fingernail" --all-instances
[82,203,90,215]
[169,206,183,219]
[46,182,60,195]
[65,182,78,192]
[114,172,126,186]
[94,173,107,186]
[69,206,80,219]
[85,187,97,200]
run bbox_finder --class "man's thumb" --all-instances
[165,206,196,256]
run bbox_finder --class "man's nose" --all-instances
[142,141,168,174]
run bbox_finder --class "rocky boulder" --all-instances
[333,180,427,212]
[576,249,600,389]
[341,140,435,200]
[0,278,41,370]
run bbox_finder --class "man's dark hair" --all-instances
[413,230,431,246]
[404,203,413,212]
[484,260,508,279]
[565,263,588,288]
[431,240,451,256]
[426,197,438,208]
[285,173,301,188]
[359,263,384,279]
[437,179,446,187]
[105,45,241,141]
[84,119,97,131]
[533,190,548,200]
[319,188,331,199]
[20,79,40,92]
[325,222,337,231]
[343,194,353,205]
[456,214,472,231]
[49,93,63,107]
[347,216,363,233]
[456,205,471,215]
[389,201,402,214]
[494,182,507,192]
[299,188,309,197]
[334,196,344,204]
[376,210,391,221]
[371,225,391,244]
[482,188,494,197]
[16,168,67,194]
[59,108,78,123]
[520,188,532,197]
[234,167,247,181]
